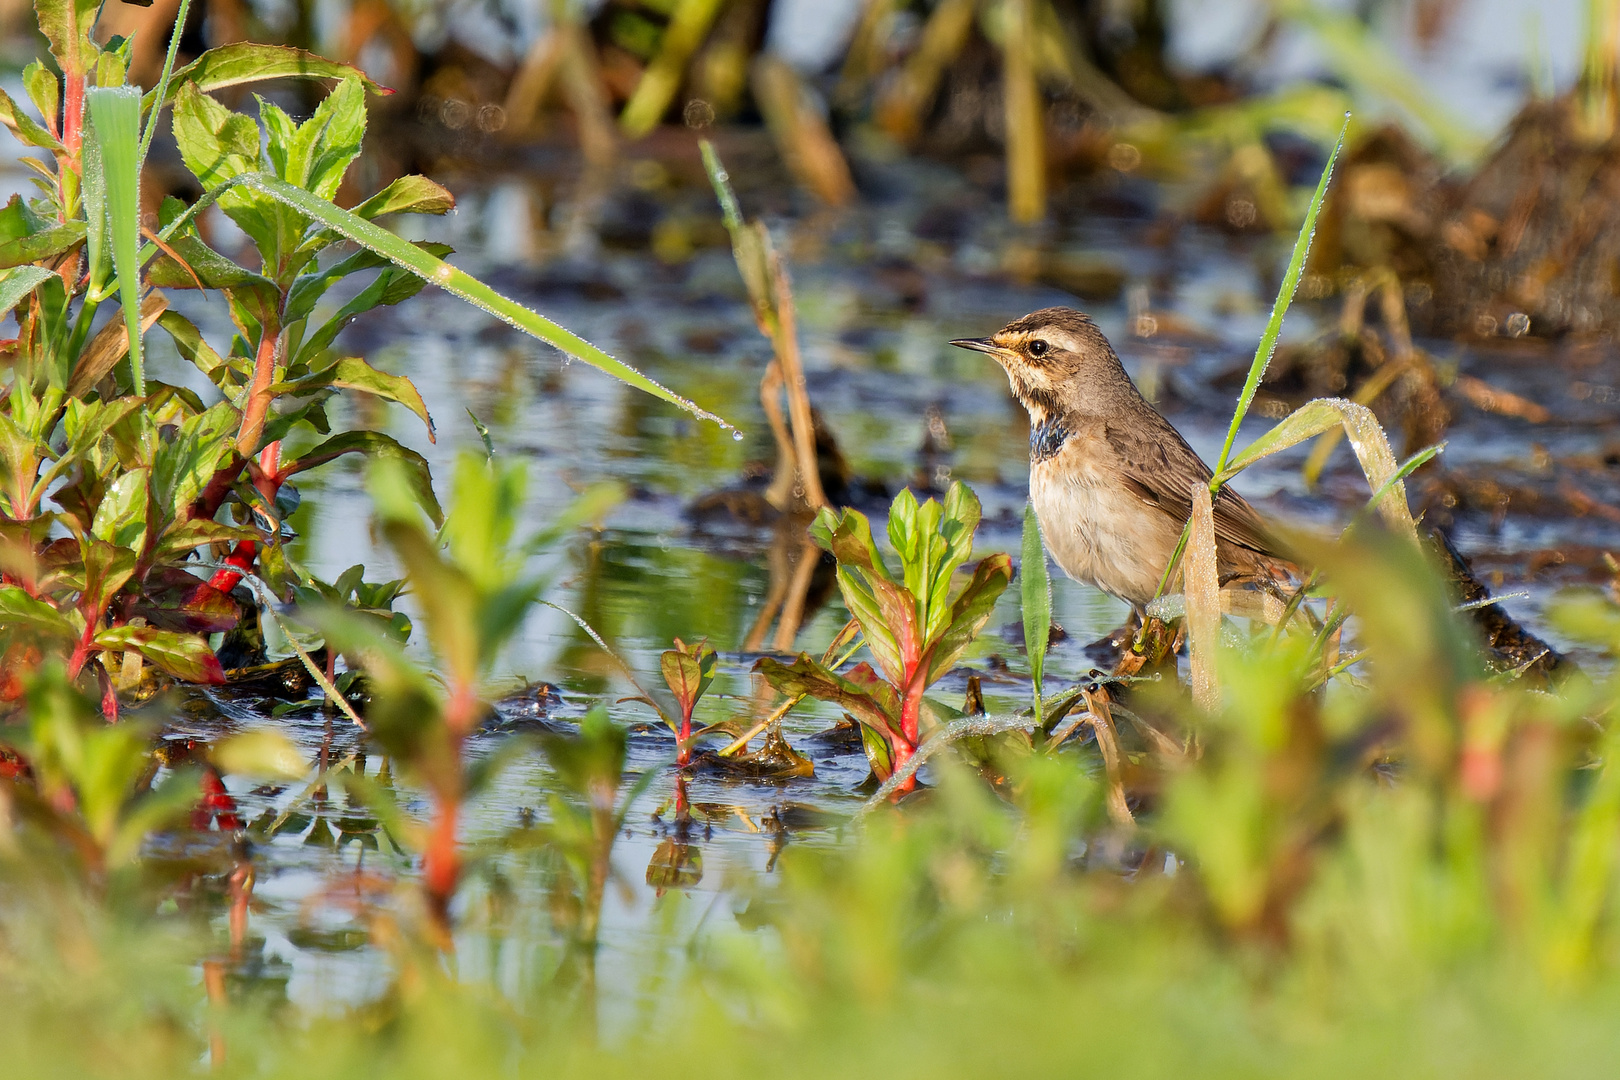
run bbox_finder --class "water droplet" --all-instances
[731,430,744,442]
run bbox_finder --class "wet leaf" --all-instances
[280,431,442,526]
[925,553,1013,684]
[347,175,455,219]
[95,624,225,684]
[276,357,434,440]
[661,639,716,723]
[147,44,388,113]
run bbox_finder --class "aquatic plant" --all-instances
[307,452,618,934]
[0,0,722,719]
[757,482,1011,791]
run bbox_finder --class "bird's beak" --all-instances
[949,337,1005,359]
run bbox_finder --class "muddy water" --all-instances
[7,131,1620,1014]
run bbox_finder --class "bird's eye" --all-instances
[1027,339,1049,358]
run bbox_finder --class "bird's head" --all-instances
[950,307,1129,420]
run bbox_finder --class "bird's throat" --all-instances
[1029,413,1070,464]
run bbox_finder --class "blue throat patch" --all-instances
[1029,415,1070,463]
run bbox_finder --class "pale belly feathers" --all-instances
[1028,437,1184,608]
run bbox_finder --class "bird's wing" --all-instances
[1102,411,1281,558]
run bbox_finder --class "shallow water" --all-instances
[6,119,1620,1014]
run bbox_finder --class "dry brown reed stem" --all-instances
[503,25,568,134]
[752,56,857,207]
[1002,0,1046,223]
[874,0,976,142]
[767,250,828,510]
[774,538,822,650]
[759,361,799,511]
[837,0,905,106]
[561,23,618,168]
[1185,482,1221,714]
[742,526,817,650]
[1084,687,1134,825]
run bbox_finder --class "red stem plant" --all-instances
[758,482,1011,794]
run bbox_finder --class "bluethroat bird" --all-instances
[952,307,1295,617]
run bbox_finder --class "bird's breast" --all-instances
[1028,434,1185,606]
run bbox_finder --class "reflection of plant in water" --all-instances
[758,482,1011,794]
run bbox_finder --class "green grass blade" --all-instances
[1020,503,1049,722]
[86,86,145,395]
[1211,113,1348,483]
[137,0,193,166]
[216,172,734,431]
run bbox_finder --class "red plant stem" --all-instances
[206,320,284,592]
[94,660,119,723]
[228,861,255,962]
[424,682,479,939]
[206,442,282,594]
[884,661,930,797]
[236,320,282,458]
[677,707,692,767]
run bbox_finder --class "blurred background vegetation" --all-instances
[1,0,1620,1076]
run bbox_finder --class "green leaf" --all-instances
[275,356,435,439]
[661,639,717,724]
[90,472,149,552]
[438,454,523,591]
[0,86,63,152]
[86,86,147,393]
[925,553,1014,685]
[381,518,480,688]
[1020,503,1050,707]
[152,401,238,521]
[0,265,53,321]
[0,219,85,269]
[294,264,437,365]
[22,62,60,136]
[155,309,232,382]
[144,231,281,332]
[172,172,734,429]
[171,84,280,263]
[281,77,366,200]
[35,0,99,88]
[281,240,453,325]
[755,655,901,737]
[95,624,225,684]
[347,175,455,220]
[1214,397,1416,539]
[281,431,442,527]
[0,584,77,640]
[809,505,890,581]
[146,44,389,114]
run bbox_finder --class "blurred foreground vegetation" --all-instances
[2,0,1620,1076]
